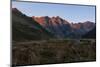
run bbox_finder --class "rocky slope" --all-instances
[33,16,95,38]
[12,8,54,41]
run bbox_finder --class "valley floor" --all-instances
[12,39,96,66]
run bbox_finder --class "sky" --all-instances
[12,1,96,23]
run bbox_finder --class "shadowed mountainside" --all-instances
[83,27,96,39]
[12,8,55,41]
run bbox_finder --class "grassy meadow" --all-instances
[12,39,96,66]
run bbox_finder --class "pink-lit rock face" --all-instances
[32,16,95,38]
[33,16,94,30]
[71,21,95,31]
[32,16,70,26]
[32,16,46,25]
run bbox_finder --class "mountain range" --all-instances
[32,16,95,38]
[12,8,54,41]
[12,8,96,41]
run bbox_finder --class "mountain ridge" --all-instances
[32,16,95,38]
[12,8,55,41]
[12,8,96,40]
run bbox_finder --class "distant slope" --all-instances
[12,8,54,41]
[33,16,72,38]
[82,27,96,39]
[33,16,95,38]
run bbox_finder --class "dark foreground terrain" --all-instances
[12,39,96,66]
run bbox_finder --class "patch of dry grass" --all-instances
[12,39,96,66]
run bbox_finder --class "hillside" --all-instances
[83,27,96,39]
[12,8,54,41]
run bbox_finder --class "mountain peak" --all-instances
[12,8,22,15]
[56,16,61,18]
[12,8,19,12]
